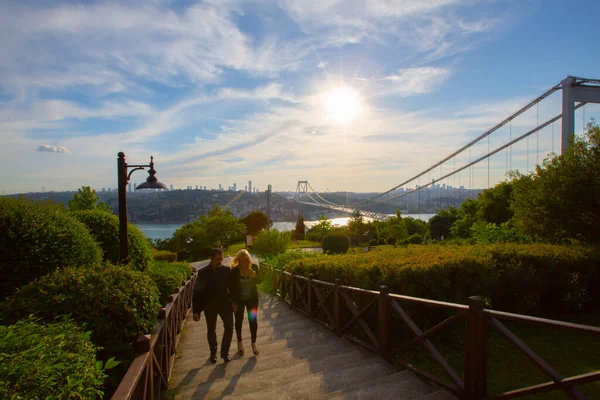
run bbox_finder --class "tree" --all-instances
[450,198,478,238]
[242,211,270,236]
[67,186,111,213]
[382,210,408,241]
[200,205,246,248]
[476,181,514,225]
[404,217,427,236]
[429,207,459,240]
[347,209,367,245]
[295,212,305,235]
[307,214,333,241]
[510,122,600,243]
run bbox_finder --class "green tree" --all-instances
[295,212,306,235]
[382,210,408,241]
[511,122,600,243]
[242,211,270,236]
[347,209,367,245]
[404,216,427,236]
[450,198,479,238]
[200,205,246,248]
[307,214,333,241]
[67,186,111,213]
[476,181,514,225]
[429,207,459,240]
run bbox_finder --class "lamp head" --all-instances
[135,156,168,190]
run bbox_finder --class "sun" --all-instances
[325,86,361,124]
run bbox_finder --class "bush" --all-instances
[407,233,423,244]
[148,261,193,304]
[386,236,396,245]
[72,210,153,272]
[0,316,108,399]
[0,198,102,300]
[153,250,178,263]
[252,229,290,256]
[378,238,386,245]
[2,265,160,359]
[322,232,350,254]
[283,244,600,314]
[369,239,378,246]
[305,231,320,242]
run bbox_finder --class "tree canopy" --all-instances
[67,186,112,213]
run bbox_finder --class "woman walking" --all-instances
[230,249,261,356]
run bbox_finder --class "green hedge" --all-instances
[153,250,178,263]
[322,232,350,254]
[148,261,193,304]
[252,229,290,256]
[284,244,600,314]
[0,198,102,300]
[2,264,160,359]
[0,317,108,399]
[71,210,153,272]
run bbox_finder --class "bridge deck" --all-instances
[169,293,456,399]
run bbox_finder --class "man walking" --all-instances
[193,248,237,363]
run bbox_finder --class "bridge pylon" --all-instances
[295,180,308,200]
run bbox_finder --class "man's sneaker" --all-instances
[222,355,232,362]
[209,354,217,363]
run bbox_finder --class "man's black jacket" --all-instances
[192,264,235,315]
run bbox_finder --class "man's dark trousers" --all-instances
[204,304,233,358]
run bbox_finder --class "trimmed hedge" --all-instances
[2,264,161,359]
[386,236,396,245]
[0,317,107,399]
[153,250,178,263]
[71,210,153,272]
[0,198,102,300]
[284,244,600,314]
[148,261,193,304]
[322,232,350,254]
[369,239,378,246]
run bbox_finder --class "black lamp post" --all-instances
[117,152,167,263]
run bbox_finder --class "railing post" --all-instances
[290,274,295,309]
[308,274,314,316]
[334,279,341,334]
[378,285,390,358]
[464,296,487,400]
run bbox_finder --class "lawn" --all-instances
[223,241,246,256]
[288,240,321,249]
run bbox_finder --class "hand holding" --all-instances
[232,303,238,313]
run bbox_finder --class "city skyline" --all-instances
[1,1,600,195]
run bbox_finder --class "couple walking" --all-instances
[192,248,261,363]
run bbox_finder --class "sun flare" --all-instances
[325,86,361,124]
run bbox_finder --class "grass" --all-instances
[288,240,321,249]
[224,241,247,256]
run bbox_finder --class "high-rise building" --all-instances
[245,185,247,191]
[233,183,237,191]
[219,184,222,191]
[170,184,174,191]
[248,181,252,193]
[102,188,105,192]
[128,183,132,192]
[204,186,207,190]
[268,184,272,193]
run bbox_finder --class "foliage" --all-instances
[260,250,326,271]
[386,236,396,245]
[381,211,408,241]
[0,198,102,300]
[450,198,478,238]
[0,316,110,400]
[3,264,161,359]
[429,207,459,240]
[470,221,530,244]
[306,213,334,242]
[378,238,386,245]
[404,233,423,245]
[153,250,178,263]
[68,186,112,213]
[322,231,350,254]
[72,210,153,271]
[242,211,270,236]
[346,209,368,245]
[173,221,211,261]
[476,181,514,225]
[148,261,192,304]
[295,212,306,236]
[283,244,600,314]
[403,217,428,236]
[201,205,246,248]
[252,229,290,257]
[369,239,378,246]
[510,122,600,244]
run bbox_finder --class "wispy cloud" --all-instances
[37,144,71,154]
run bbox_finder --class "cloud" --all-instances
[37,144,71,154]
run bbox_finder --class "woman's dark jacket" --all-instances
[230,263,261,304]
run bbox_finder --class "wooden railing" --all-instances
[112,270,197,400]
[267,267,600,400]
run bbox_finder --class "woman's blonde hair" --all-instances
[231,249,252,269]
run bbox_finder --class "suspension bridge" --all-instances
[294,76,600,219]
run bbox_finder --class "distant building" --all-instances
[128,183,132,192]
[102,188,105,192]
[196,185,198,190]
[268,184,272,193]
[248,181,252,194]
[204,186,207,190]
[233,183,237,191]
[245,185,247,191]
[170,184,174,191]
[219,184,222,191]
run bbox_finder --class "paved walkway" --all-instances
[168,293,456,399]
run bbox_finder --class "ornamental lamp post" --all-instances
[117,152,168,263]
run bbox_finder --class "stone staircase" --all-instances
[169,294,457,400]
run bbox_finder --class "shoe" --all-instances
[209,354,217,363]
[222,355,232,362]
[251,342,259,356]
[237,340,245,356]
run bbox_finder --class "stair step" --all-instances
[215,357,398,400]
[316,370,439,400]
[417,390,459,400]
[175,348,382,399]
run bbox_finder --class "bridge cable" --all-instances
[349,83,561,207]
[357,103,586,206]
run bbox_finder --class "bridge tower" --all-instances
[561,76,600,154]
[295,180,308,200]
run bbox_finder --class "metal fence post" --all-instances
[290,274,295,309]
[378,285,390,358]
[464,296,487,399]
[308,274,314,316]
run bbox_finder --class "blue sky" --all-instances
[1,0,599,194]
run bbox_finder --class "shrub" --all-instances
[407,233,423,244]
[153,250,178,263]
[72,210,153,272]
[2,265,160,359]
[252,229,290,256]
[378,238,386,245]
[0,198,102,300]
[305,231,320,242]
[369,239,378,246]
[322,232,350,254]
[148,261,193,304]
[0,316,108,399]
[386,236,396,245]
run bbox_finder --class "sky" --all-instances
[1,0,600,195]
